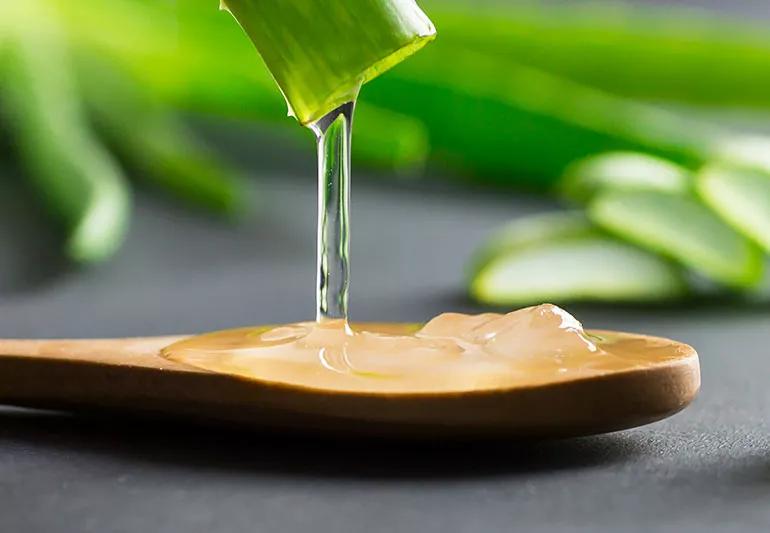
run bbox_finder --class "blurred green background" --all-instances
[1,0,770,308]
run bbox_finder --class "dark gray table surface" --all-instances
[0,138,769,532]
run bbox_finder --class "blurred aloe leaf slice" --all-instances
[589,190,764,289]
[469,213,687,306]
[559,151,691,203]
[697,165,770,253]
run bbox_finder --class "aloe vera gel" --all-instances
[163,0,690,399]
[310,102,354,321]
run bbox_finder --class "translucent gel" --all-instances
[162,304,689,394]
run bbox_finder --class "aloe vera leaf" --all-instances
[134,59,431,172]
[52,0,728,187]
[48,0,430,173]
[167,0,770,110]
[220,0,436,125]
[163,51,433,171]
[172,0,430,170]
[468,212,687,306]
[697,165,770,252]
[0,10,131,263]
[77,57,250,217]
[559,151,692,203]
[428,1,770,108]
[97,113,251,218]
[363,46,715,187]
[588,190,765,289]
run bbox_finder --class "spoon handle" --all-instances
[0,336,214,417]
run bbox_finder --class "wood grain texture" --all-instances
[0,331,700,438]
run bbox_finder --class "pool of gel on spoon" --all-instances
[162,304,691,394]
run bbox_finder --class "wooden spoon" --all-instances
[0,330,699,438]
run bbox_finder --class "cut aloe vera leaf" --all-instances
[61,0,752,189]
[221,0,436,125]
[560,151,691,203]
[469,211,595,276]
[469,213,687,306]
[53,0,431,173]
[57,0,724,189]
[697,165,770,252]
[589,190,764,289]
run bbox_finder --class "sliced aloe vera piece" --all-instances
[715,135,770,172]
[589,190,764,289]
[221,0,436,125]
[697,165,770,252]
[469,211,594,275]
[560,151,691,203]
[469,212,686,305]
